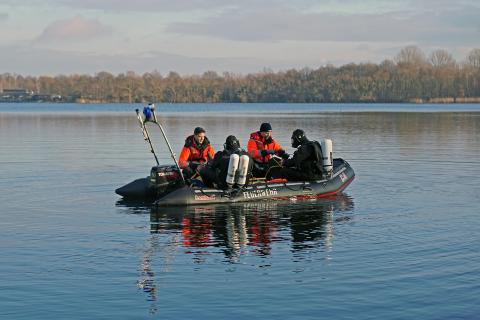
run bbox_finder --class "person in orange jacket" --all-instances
[247,122,288,177]
[178,127,215,178]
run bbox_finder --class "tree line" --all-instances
[1,46,480,103]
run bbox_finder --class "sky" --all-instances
[0,0,479,76]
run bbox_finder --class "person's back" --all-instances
[268,129,323,181]
[285,141,323,177]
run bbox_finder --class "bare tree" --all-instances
[395,46,427,66]
[429,49,456,68]
[466,48,480,68]
[3,45,480,103]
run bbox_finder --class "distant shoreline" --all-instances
[2,99,480,104]
[2,47,480,104]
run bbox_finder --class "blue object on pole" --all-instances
[143,106,152,121]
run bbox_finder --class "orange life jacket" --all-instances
[178,135,215,169]
[247,131,284,163]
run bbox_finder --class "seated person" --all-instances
[178,127,215,179]
[266,129,324,181]
[247,122,288,178]
[200,135,252,189]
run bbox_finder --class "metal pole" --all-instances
[136,105,186,185]
[135,109,159,165]
[152,116,186,185]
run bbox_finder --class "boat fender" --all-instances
[320,139,333,174]
[226,154,240,188]
[236,155,250,187]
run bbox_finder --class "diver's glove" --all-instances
[276,149,289,159]
[260,149,275,156]
[183,165,194,177]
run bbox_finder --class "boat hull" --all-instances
[155,159,355,206]
[115,177,154,199]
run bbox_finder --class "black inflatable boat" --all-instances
[115,104,355,206]
[116,158,354,206]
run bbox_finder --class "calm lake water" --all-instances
[1,103,479,319]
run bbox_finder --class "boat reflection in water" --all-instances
[117,195,354,314]
[150,195,352,258]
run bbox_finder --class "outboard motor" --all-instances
[149,165,183,196]
[320,139,333,175]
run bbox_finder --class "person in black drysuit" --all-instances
[199,135,253,189]
[266,129,324,181]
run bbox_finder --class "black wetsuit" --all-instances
[267,141,323,181]
[200,149,252,189]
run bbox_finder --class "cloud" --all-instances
[167,6,480,46]
[2,1,478,75]
[58,0,227,12]
[1,0,311,13]
[1,0,377,15]
[1,0,233,12]
[0,45,280,76]
[35,16,113,43]
[3,0,480,14]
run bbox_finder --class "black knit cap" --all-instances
[194,127,206,135]
[259,122,272,132]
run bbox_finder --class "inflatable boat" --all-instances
[115,104,355,206]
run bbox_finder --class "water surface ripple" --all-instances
[1,103,479,319]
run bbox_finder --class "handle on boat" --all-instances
[135,108,149,140]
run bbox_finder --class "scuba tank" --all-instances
[226,154,240,189]
[320,139,333,175]
[236,155,250,187]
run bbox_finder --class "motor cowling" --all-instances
[149,165,182,195]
